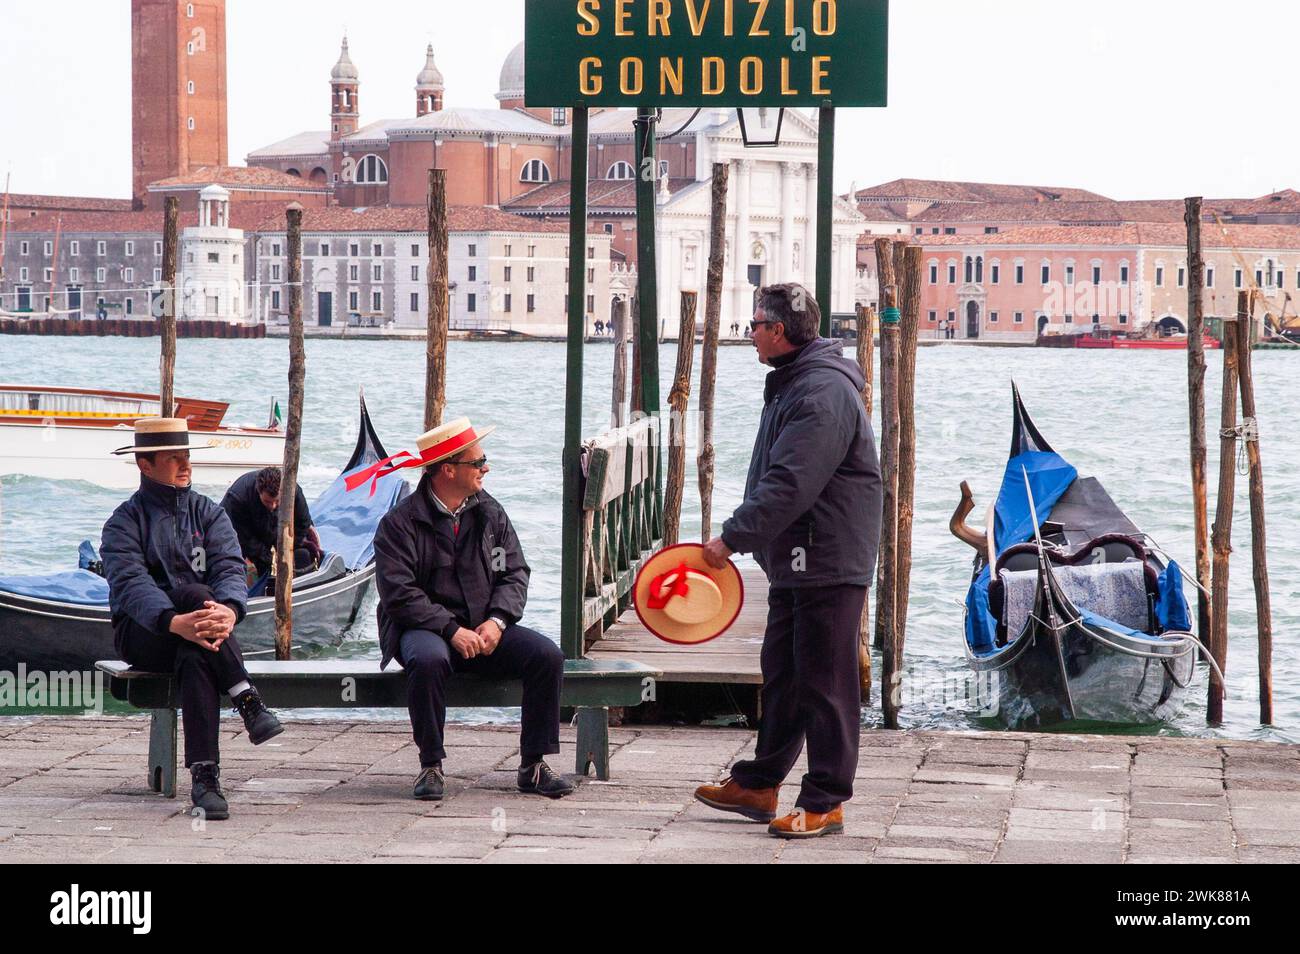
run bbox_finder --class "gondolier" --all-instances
[220,466,322,581]
[366,417,572,801]
[100,418,284,821]
[695,283,882,839]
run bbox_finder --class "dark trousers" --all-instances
[399,625,563,768]
[114,583,251,768]
[730,583,867,813]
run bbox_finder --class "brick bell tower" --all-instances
[131,0,229,208]
[330,37,360,139]
[415,45,444,117]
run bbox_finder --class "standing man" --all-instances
[220,466,322,581]
[367,418,572,801]
[101,419,284,821]
[695,283,882,839]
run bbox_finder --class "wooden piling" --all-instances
[1233,301,1273,724]
[1184,197,1212,644]
[630,293,644,418]
[894,244,921,664]
[159,196,179,416]
[874,237,902,728]
[425,169,449,430]
[611,297,628,428]
[871,239,897,655]
[697,162,729,541]
[663,291,697,547]
[1207,294,1243,723]
[274,203,306,661]
[853,302,875,700]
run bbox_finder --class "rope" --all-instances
[1219,417,1258,475]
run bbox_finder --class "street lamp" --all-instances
[737,107,784,147]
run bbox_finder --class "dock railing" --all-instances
[579,414,662,649]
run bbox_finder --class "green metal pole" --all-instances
[815,102,835,337]
[560,106,589,660]
[634,107,663,539]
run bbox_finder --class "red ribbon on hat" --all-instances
[646,561,692,610]
[344,426,481,496]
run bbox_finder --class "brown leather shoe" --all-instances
[694,777,778,822]
[767,805,844,839]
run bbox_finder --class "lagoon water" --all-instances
[1,335,1295,740]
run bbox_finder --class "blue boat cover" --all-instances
[1155,559,1192,632]
[312,466,407,571]
[965,448,1078,654]
[0,567,110,605]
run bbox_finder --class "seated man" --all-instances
[220,466,322,580]
[101,419,284,821]
[368,417,572,801]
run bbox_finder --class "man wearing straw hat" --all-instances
[101,418,284,822]
[360,417,572,801]
[695,283,882,839]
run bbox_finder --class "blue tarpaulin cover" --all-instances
[1155,559,1192,632]
[0,567,110,605]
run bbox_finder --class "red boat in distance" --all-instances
[1041,332,1222,350]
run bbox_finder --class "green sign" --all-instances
[524,0,888,107]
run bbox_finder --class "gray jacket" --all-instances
[721,337,882,588]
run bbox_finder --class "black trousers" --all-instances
[399,625,563,769]
[114,583,251,768]
[730,583,867,813]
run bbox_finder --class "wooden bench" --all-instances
[96,658,660,797]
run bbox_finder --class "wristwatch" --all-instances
[488,615,507,632]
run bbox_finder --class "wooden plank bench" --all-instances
[96,658,660,797]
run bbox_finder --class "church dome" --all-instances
[496,41,525,101]
[416,45,444,90]
[331,37,359,82]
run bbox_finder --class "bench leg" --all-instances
[148,708,177,797]
[575,706,610,780]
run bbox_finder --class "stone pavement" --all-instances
[1,716,1297,863]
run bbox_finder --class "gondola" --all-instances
[949,385,1211,729]
[0,392,410,672]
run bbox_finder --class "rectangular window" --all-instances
[272,242,282,257]
[1092,314,1101,325]
[372,263,382,281]
[125,267,134,283]
[410,244,419,257]
[1041,264,1050,284]
[349,243,359,257]
[587,294,595,313]
[69,267,79,281]
[467,293,477,313]
[1119,313,1128,325]
[125,298,134,315]
[504,293,512,313]
[587,267,595,283]
[1065,314,1074,324]
[410,292,419,312]
[271,290,281,310]
[154,241,163,255]
[468,265,477,281]
[320,242,331,256]
[20,240,29,255]
[526,266,535,282]
[1155,267,1164,287]
[928,310,936,322]
[1015,264,1024,284]
[44,267,53,282]
[96,241,106,256]
[928,264,938,284]
[271,264,281,281]
[947,264,956,283]
[989,311,999,323]
[915,227,923,236]
[19,266,28,281]
[528,245,536,257]
[349,264,359,281]
[1206,266,1215,288]
[372,243,382,257]
[153,268,162,281]
[96,267,105,282]
[1092,266,1101,284]
[947,310,955,325]
[1255,269,1263,288]
[469,244,478,257]
[984,227,999,234]
[588,246,595,259]
[1234,269,1242,289]
[1178,266,1186,288]
[372,290,382,312]
[527,294,535,313]
[349,290,359,310]
[70,241,80,255]
[1014,311,1024,324]
[991,264,1000,284]
[1065,265,1075,286]
[504,266,512,282]
[943,227,956,235]
[1120,265,1129,284]
[1278,270,1285,290]
[208,252,219,263]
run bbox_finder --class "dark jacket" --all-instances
[101,475,248,642]
[219,470,313,574]
[372,474,530,669]
[721,337,883,588]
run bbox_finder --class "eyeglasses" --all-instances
[749,319,777,333]
[452,455,489,470]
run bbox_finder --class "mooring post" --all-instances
[871,238,898,656]
[697,162,728,541]
[854,301,876,701]
[894,244,922,683]
[611,297,627,429]
[633,107,662,537]
[159,196,179,416]
[1184,197,1212,645]
[425,168,449,430]
[663,291,697,547]
[274,202,306,661]
[874,237,902,728]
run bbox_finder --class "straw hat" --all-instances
[110,418,215,456]
[344,416,496,495]
[633,543,744,645]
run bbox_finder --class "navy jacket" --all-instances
[721,337,883,588]
[220,470,313,574]
[373,475,530,670]
[101,475,249,640]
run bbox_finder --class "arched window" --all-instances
[607,160,635,180]
[355,154,389,184]
[520,159,552,184]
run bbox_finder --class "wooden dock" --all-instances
[586,568,767,721]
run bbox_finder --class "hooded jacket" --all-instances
[721,337,883,588]
[372,474,530,669]
[219,470,314,574]
[101,475,248,646]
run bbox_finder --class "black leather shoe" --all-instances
[190,762,229,820]
[414,763,445,801]
[518,760,574,798]
[233,688,284,745]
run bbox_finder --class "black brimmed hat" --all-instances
[110,418,213,456]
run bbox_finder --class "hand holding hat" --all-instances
[633,543,744,645]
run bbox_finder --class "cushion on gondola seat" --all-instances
[997,560,1151,644]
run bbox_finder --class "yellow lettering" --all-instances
[740,56,762,95]
[811,55,830,95]
[659,56,684,95]
[619,56,644,94]
[813,0,836,35]
[684,0,710,35]
[615,0,632,35]
[577,0,601,35]
[702,56,724,94]
[780,57,797,95]
[724,0,734,35]
[580,57,603,95]
[784,0,795,34]
[650,0,671,34]
[748,0,769,36]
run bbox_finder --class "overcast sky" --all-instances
[0,0,1290,201]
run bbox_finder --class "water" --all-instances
[1,336,1295,741]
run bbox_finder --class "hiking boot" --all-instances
[190,762,229,821]
[517,760,574,798]
[414,763,445,801]
[767,806,844,839]
[233,688,284,745]
[694,777,778,822]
